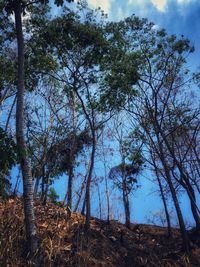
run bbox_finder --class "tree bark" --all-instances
[178,177,200,231]
[97,183,102,219]
[157,140,190,253]
[102,132,110,224]
[145,125,189,252]
[122,179,131,229]
[150,152,172,236]
[33,176,40,199]
[13,167,21,197]
[65,165,73,218]
[85,132,96,231]
[42,173,50,205]
[155,120,200,233]
[156,171,172,236]
[14,0,38,255]
[74,173,87,212]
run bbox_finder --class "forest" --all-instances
[0,0,200,266]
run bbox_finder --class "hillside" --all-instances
[0,198,199,267]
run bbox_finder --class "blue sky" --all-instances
[86,0,200,69]
[83,0,200,226]
[12,0,200,227]
[43,0,200,226]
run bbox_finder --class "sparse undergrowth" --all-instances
[0,198,199,267]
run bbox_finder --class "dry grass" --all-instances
[0,198,199,267]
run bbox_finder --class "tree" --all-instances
[4,0,73,257]
[109,116,142,229]
[121,17,195,251]
[31,3,116,230]
[47,187,59,205]
[0,128,17,198]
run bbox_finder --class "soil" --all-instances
[0,198,199,266]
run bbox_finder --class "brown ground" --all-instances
[0,198,199,267]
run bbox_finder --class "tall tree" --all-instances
[109,116,142,229]
[4,0,73,256]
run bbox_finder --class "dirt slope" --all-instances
[0,198,199,266]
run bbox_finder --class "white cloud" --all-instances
[128,0,145,4]
[151,0,167,12]
[127,0,167,12]
[127,0,193,13]
[177,0,192,3]
[87,0,111,14]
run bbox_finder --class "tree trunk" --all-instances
[105,175,110,224]
[156,119,200,234]
[187,184,200,231]
[150,118,190,252]
[14,0,38,255]
[157,174,171,236]
[97,184,102,220]
[64,165,73,218]
[158,142,190,253]
[42,173,50,205]
[74,174,87,212]
[102,133,110,224]
[13,167,21,197]
[122,179,131,229]
[85,132,96,231]
[179,178,200,231]
[152,157,172,237]
[40,165,45,202]
[33,176,40,200]
[81,194,86,215]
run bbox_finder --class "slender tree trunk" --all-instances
[13,167,21,196]
[149,117,190,252]
[105,175,110,224]
[152,156,172,236]
[163,164,189,251]
[43,176,49,205]
[102,132,110,224]
[64,165,73,218]
[14,0,38,255]
[74,174,87,212]
[179,178,200,231]
[33,176,40,199]
[158,142,190,252]
[97,184,102,220]
[156,120,200,234]
[85,132,96,231]
[64,92,77,217]
[187,184,200,231]
[157,174,172,236]
[40,165,45,202]
[122,179,131,229]
[81,194,86,215]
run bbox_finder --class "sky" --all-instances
[83,0,200,226]
[11,0,200,227]
[86,0,200,70]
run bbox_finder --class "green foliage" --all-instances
[0,128,17,174]
[109,162,140,193]
[47,187,59,204]
[0,128,17,198]
[4,0,74,15]
[100,53,140,110]
[50,129,93,174]
[0,3,17,98]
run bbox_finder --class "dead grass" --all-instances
[0,198,199,266]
